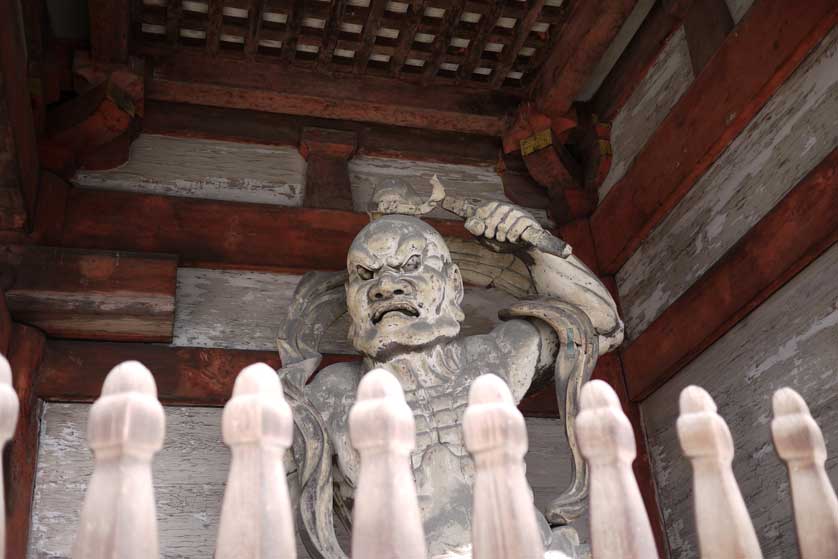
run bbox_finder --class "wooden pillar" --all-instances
[4,324,45,559]
[300,127,357,211]
[0,0,40,230]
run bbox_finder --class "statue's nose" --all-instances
[369,274,414,301]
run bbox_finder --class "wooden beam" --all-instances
[591,0,838,275]
[301,127,357,211]
[146,52,516,135]
[37,340,564,417]
[622,148,838,401]
[59,187,471,272]
[5,324,45,559]
[142,101,501,166]
[591,0,694,121]
[88,0,131,63]
[0,0,40,230]
[2,246,177,342]
[527,0,637,121]
[682,0,734,75]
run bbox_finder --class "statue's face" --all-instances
[346,216,464,359]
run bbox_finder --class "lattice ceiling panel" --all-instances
[135,0,570,90]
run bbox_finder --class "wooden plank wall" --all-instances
[28,404,582,559]
[640,243,838,559]
[598,25,694,200]
[617,26,838,341]
[597,11,838,558]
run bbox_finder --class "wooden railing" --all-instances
[1,355,836,558]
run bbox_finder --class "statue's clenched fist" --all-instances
[464,201,542,245]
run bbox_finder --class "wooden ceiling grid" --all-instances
[134,0,571,90]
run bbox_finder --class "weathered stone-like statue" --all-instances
[277,192,623,559]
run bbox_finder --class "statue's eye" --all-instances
[402,255,421,273]
[357,266,374,280]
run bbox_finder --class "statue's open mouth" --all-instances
[371,302,420,324]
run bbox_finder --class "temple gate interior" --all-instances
[0,0,835,557]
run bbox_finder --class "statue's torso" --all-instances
[308,331,525,556]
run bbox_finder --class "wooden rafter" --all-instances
[390,0,426,76]
[147,51,515,134]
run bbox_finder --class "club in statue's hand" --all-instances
[368,175,571,258]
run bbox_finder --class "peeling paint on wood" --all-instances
[72,134,307,206]
[28,404,579,558]
[640,243,838,559]
[349,156,553,227]
[618,28,838,342]
[598,26,694,201]
[173,267,528,355]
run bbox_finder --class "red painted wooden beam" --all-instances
[5,324,45,559]
[0,0,40,230]
[622,148,838,401]
[147,52,516,136]
[142,101,501,167]
[592,0,838,275]
[301,127,357,211]
[59,187,472,272]
[37,340,564,418]
[2,245,177,342]
[526,0,637,122]
[88,0,131,64]
[591,0,695,121]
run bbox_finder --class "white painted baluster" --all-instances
[0,354,19,558]
[464,373,544,559]
[216,363,296,559]
[349,368,426,559]
[677,386,761,559]
[576,380,657,559]
[771,388,838,558]
[72,361,165,559]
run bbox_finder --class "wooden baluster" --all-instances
[0,354,19,558]
[771,387,838,558]
[216,363,296,559]
[576,380,657,559]
[72,361,165,559]
[464,373,544,559]
[677,386,762,559]
[349,368,426,559]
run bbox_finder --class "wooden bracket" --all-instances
[503,105,609,225]
[38,52,144,178]
[300,127,357,211]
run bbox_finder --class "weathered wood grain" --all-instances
[173,268,523,355]
[3,245,177,342]
[28,404,578,558]
[641,243,838,559]
[622,146,838,400]
[598,26,694,201]
[349,156,552,227]
[591,0,838,274]
[618,27,838,342]
[73,135,307,207]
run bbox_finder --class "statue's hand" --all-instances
[465,201,542,246]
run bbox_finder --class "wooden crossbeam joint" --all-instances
[38,52,144,178]
[504,104,609,224]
